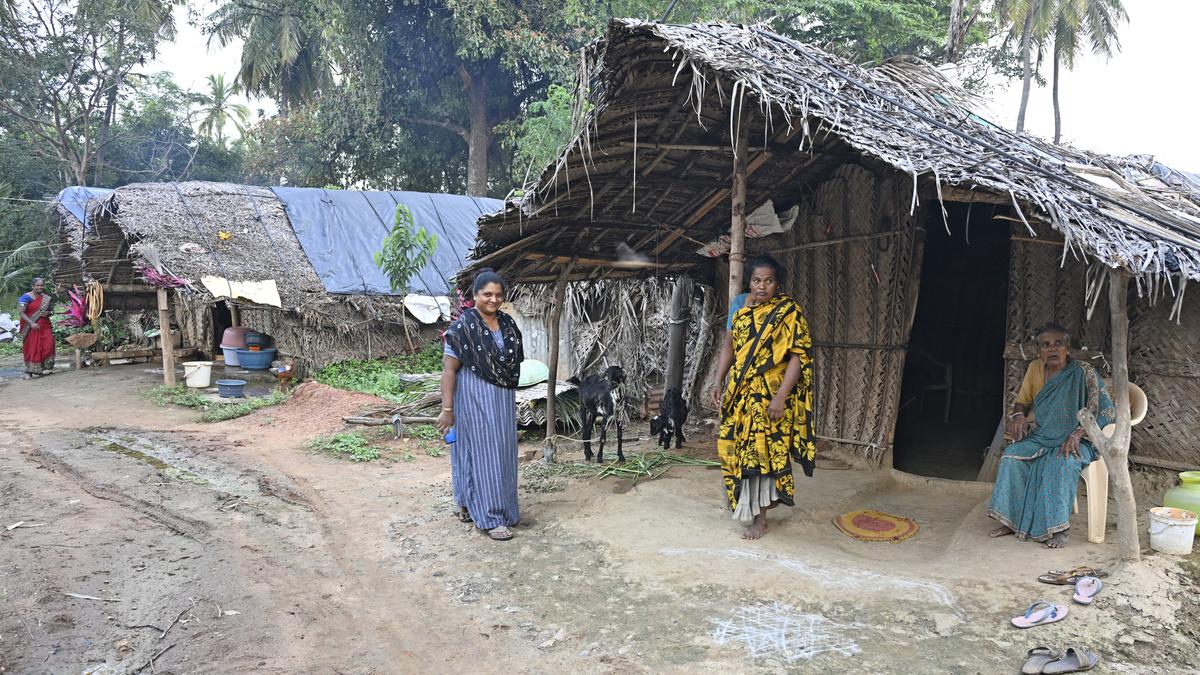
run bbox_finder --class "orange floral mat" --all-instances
[833,509,919,542]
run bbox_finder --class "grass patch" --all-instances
[407,424,440,440]
[199,391,289,422]
[146,385,209,409]
[312,341,442,402]
[309,432,381,462]
[147,385,289,422]
[0,341,20,358]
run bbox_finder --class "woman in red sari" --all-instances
[18,277,55,379]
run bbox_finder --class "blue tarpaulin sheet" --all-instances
[54,186,113,232]
[270,187,502,296]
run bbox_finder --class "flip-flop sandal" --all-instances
[454,507,472,523]
[1011,601,1069,628]
[1021,646,1063,674]
[486,526,513,541]
[1038,567,1108,585]
[1041,646,1099,674]
[1072,576,1103,604]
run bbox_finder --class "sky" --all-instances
[150,0,1199,172]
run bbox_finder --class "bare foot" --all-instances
[1045,531,1069,548]
[743,513,768,540]
[989,525,1014,538]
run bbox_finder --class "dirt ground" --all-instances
[1,359,1198,674]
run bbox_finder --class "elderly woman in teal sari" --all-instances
[988,323,1115,548]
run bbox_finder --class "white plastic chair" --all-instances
[1073,381,1148,544]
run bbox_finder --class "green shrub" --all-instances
[312,342,442,401]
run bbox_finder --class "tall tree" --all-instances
[207,0,334,117]
[1048,0,1126,143]
[0,0,176,185]
[90,0,182,183]
[197,73,250,147]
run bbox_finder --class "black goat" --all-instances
[650,387,688,449]
[569,365,626,463]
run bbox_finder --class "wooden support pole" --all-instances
[543,258,576,463]
[663,275,692,394]
[1079,268,1139,561]
[229,302,241,327]
[728,109,750,306]
[157,288,176,386]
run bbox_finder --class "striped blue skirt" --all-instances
[452,367,519,530]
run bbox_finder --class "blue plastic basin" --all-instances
[235,347,276,370]
[216,379,247,398]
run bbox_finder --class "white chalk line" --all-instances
[711,601,860,662]
[661,547,960,613]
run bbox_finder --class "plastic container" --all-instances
[1163,471,1200,535]
[444,427,457,444]
[235,347,276,370]
[182,361,213,388]
[216,379,247,398]
[221,345,241,367]
[245,331,271,349]
[221,327,249,349]
[1148,507,1197,555]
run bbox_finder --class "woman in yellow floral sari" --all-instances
[712,254,816,539]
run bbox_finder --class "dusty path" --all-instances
[1,363,1197,674]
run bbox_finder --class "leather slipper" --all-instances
[1021,646,1062,674]
[1037,567,1108,585]
[1042,646,1099,673]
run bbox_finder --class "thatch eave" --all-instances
[468,20,1200,291]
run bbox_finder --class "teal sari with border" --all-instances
[988,359,1115,542]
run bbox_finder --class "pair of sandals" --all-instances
[1037,566,1108,586]
[1012,577,1105,628]
[1021,646,1099,674]
[454,507,514,541]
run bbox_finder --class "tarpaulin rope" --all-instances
[363,191,439,299]
[171,182,232,285]
[240,184,300,297]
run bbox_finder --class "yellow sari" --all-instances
[717,293,815,516]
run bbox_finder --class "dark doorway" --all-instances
[893,203,1009,480]
[211,301,233,353]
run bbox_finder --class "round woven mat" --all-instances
[833,509,919,542]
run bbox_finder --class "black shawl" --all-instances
[444,308,524,389]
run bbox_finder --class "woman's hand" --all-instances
[1006,413,1028,441]
[1058,429,1084,459]
[711,385,724,408]
[436,410,455,435]
[766,395,786,421]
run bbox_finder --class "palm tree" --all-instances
[207,0,332,117]
[197,74,250,147]
[995,0,1054,134]
[1048,0,1127,143]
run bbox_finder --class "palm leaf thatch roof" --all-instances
[470,20,1200,292]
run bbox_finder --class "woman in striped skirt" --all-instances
[438,269,524,541]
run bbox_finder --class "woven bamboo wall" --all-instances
[1127,288,1200,470]
[1004,221,1198,471]
[753,164,922,463]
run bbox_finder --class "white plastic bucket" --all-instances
[182,361,213,388]
[1148,507,1197,555]
[221,345,240,366]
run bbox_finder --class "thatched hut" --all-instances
[54,181,501,372]
[466,20,1200,481]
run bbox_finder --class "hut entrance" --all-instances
[211,301,233,352]
[893,203,1009,480]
